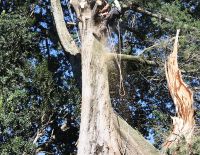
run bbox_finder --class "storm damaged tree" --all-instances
[163,30,195,154]
[49,0,200,154]
[1,0,199,154]
[50,0,159,154]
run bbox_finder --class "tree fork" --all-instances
[51,0,160,154]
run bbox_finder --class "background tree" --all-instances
[0,1,80,154]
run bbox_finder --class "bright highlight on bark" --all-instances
[163,30,195,151]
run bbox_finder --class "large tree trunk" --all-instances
[51,0,160,154]
[76,2,159,155]
[79,22,159,155]
[79,32,120,154]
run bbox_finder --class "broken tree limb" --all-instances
[107,53,158,66]
[33,130,44,144]
[163,29,195,152]
[50,0,80,55]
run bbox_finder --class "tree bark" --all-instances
[51,0,79,55]
[51,0,160,154]
[79,21,159,155]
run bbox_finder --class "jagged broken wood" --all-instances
[163,29,195,151]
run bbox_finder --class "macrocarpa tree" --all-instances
[50,0,196,154]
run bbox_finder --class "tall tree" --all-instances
[1,0,200,154]
[51,0,200,154]
[51,0,160,154]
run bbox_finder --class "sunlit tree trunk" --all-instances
[51,0,160,154]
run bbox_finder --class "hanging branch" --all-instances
[163,29,195,151]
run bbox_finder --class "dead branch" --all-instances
[163,29,195,151]
[132,5,172,22]
[33,130,44,144]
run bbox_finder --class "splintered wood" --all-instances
[163,30,195,149]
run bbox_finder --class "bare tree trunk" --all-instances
[76,2,159,154]
[80,34,121,154]
[51,0,160,154]
[163,30,195,153]
[79,23,159,155]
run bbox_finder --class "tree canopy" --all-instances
[0,0,199,154]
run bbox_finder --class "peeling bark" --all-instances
[163,30,195,151]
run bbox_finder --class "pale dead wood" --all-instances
[33,130,44,144]
[50,0,79,55]
[163,30,195,150]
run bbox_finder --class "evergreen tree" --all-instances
[0,0,199,154]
